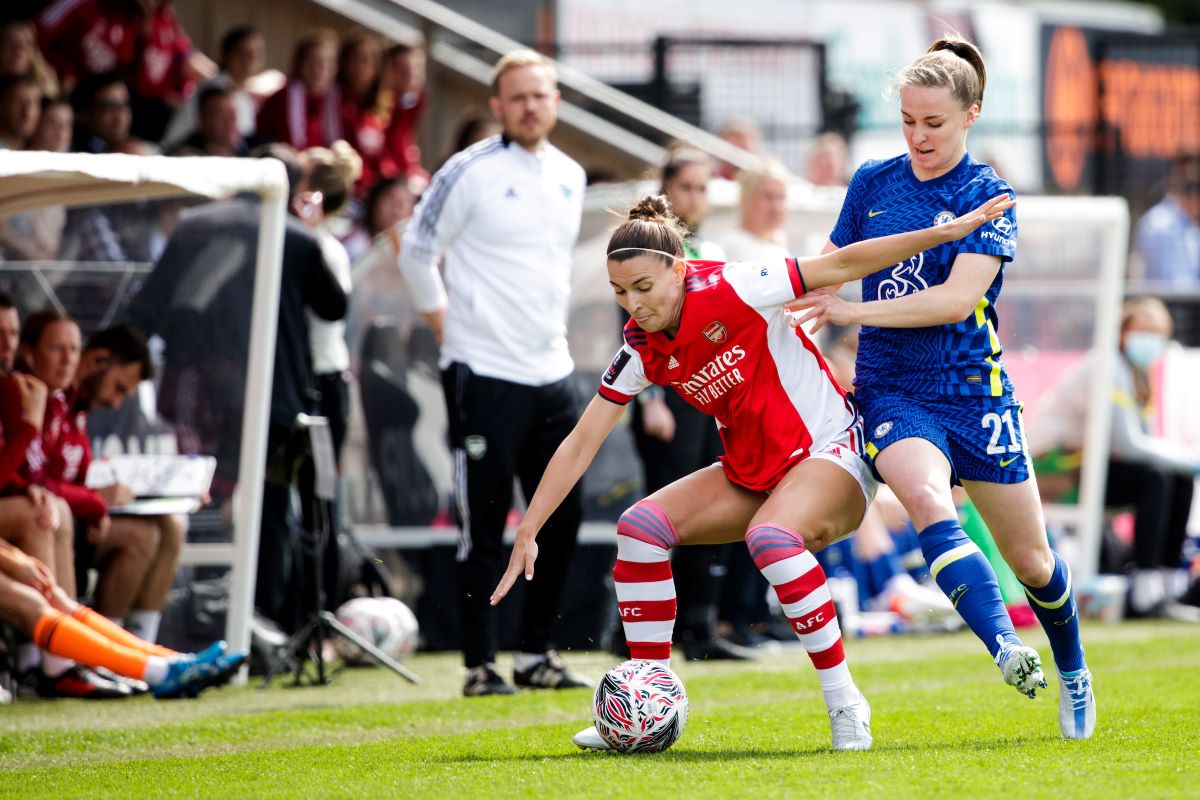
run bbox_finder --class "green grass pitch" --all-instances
[3,621,1198,798]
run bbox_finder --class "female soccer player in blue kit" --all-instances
[788,36,1095,739]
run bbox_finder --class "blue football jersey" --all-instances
[830,153,1018,398]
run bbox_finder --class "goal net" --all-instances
[0,151,289,676]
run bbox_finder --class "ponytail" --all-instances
[896,34,986,111]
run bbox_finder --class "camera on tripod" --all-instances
[259,414,419,688]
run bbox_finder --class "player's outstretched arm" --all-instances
[787,252,1003,333]
[796,194,1014,291]
[490,396,624,606]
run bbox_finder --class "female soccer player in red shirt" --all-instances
[491,192,1011,752]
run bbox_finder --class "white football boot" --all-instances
[572,726,611,751]
[829,694,873,751]
[994,636,1048,699]
[1057,668,1096,739]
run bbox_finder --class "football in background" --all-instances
[333,596,419,665]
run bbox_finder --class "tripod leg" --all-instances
[259,619,320,690]
[322,612,422,684]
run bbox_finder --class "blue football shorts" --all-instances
[855,387,1031,486]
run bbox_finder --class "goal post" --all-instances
[0,151,289,681]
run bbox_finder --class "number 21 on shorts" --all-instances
[981,409,1021,455]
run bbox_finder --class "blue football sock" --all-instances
[1021,551,1085,674]
[920,519,1018,658]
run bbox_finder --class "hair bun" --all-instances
[628,194,673,223]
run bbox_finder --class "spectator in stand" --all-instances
[162,25,265,150]
[31,95,72,153]
[340,174,417,262]
[20,313,186,652]
[69,71,134,154]
[719,159,792,262]
[169,85,248,157]
[0,96,70,262]
[256,29,341,152]
[0,17,58,99]
[438,112,501,170]
[64,73,157,263]
[338,30,392,195]
[343,174,418,358]
[382,41,428,186]
[0,73,41,149]
[716,117,763,180]
[1134,153,1200,287]
[37,0,215,142]
[1033,297,1200,620]
[806,131,850,187]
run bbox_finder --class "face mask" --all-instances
[1123,331,1167,369]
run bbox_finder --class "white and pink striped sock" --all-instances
[746,524,860,710]
[613,500,680,667]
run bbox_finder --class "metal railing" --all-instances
[306,0,766,174]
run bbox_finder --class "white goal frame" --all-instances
[0,151,289,681]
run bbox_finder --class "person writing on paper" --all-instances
[20,313,183,648]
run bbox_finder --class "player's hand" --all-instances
[13,373,48,430]
[785,291,858,334]
[640,397,676,442]
[937,194,1016,243]
[88,514,111,544]
[13,554,55,599]
[97,483,134,507]
[491,530,539,606]
[26,485,59,530]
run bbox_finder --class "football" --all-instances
[333,596,419,665]
[592,660,688,753]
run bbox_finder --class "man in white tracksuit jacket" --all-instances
[398,49,590,696]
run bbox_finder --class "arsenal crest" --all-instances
[702,321,727,344]
[464,435,488,460]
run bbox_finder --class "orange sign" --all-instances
[1043,27,1096,192]
[1099,60,1200,160]
[1044,26,1200,191]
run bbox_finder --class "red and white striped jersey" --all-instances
[598,260,859,492]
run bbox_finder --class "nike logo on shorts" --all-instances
[868,209,886,217]
[1000,455,1021,467]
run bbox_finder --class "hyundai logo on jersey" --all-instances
[992,217,1014,236]
[702,321,727,344]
